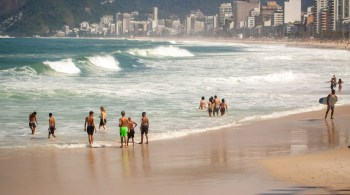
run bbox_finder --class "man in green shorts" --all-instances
[119,111,129,148]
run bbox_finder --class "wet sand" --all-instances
[0,105,350,194]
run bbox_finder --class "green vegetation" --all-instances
[0,0,313,36]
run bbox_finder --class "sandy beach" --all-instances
[1,105,349,195]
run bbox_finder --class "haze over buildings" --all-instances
[55,0,350,39]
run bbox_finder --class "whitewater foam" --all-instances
[43,58,81,74]
[87,55,121,71]
[128,46,194,58]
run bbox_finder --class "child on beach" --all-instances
[48,113,56,138]
[127,117,137,147]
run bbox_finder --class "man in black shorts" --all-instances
[139,112,149,144]
[48,113,56,138]
[127,117,137,146]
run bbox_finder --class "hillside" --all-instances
[0,0,313,36]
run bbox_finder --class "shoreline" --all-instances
[2,35,350,51]
[1,105,349,194]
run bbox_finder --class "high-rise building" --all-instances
[284,0,301,24]
[154,7,158,23]
[218,3,232,27]
[122,13,131,34]
[116,13,122,35]
[62,25,69,36]
[329,0,350,31]
[273,10,284,26]
[234,0,260,29]
[315,0,329,33]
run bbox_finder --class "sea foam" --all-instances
[87,55,121,71]
[128,46,194,57]
[43,58,81,74]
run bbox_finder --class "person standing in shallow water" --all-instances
[127,117,137,147]
[29,111,38,134]
[208,96,214,117]
[84,111,96,146]
[338,79,344,92]
[220,99,228,116]
[324,89,338,120]
[213,95,221,116]
[99,106,107,130]
[199,96,206,110]
[139,112,149,144]
[48,113,56,138]
[119,111,129,148]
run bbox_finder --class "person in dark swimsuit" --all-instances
[48,113,56,138]
[220,98,228,116]
[139,112,149,144]
[208,96,214,117]
[127,117,137,147]
[84,111,96,146]
[29,111,38,134]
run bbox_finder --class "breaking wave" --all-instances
[127,46,194,58]
[43,58,81,74]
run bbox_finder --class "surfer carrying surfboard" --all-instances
[324,89,338,119]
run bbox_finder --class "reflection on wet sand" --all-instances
[141,145,151,176]
[325,119,339,146]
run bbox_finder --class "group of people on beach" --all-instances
[199,95,228,117]
[29,106,150,148]
[328,75,344,92]
[324,75,344,120]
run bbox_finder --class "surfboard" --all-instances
[319,97,338,105]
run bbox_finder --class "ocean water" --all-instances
[0,37,349,149]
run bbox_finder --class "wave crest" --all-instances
[43,59,81,74]
[128,46,194,58]
[87,55,121,71]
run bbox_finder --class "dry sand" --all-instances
[0,105,350,195]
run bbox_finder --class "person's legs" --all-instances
[331,107,335,119]
[325,106,330,119]
[145,134,148,144]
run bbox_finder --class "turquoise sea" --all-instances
[0,37,349,149]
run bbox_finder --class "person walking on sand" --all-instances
[127,117,137,147]
[99,106,107,130]
[119,111,129,148]
[139,112,149,144]
[29,111,38,134]
[213,95,221,116]
[84,111,96,146]
[338,79,344,92]
[48,113,56,138]
[199,96,207,110]
[324,89,338,120]
[220,98,228,116]
[208,96,214,117]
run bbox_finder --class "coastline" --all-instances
[1,105,349,194]
[131,36,350,51]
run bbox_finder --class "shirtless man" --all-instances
[119,111,129,148]
[48,113,56,138]
[213,95,221,116]
[29,111,38,134]
[139,112,149,144]
[324,89,338,119]
[84,111,96,146]
[127,117,137,147]
[199,96,207,110]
